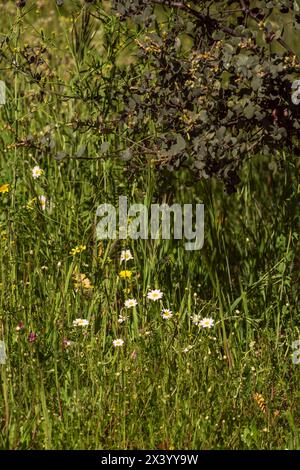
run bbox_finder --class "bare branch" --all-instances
[150,0,240,37]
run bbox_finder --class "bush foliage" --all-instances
[3,0,300,194]
[110,0,300,192]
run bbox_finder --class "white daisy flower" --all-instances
[124,298,138,308]
[113,338,124,347]
[200,317,214,329]
[120,250,133,262]
[182,345,193,353]
[161,308,173,319]
[147,289,163,301]
[73,318,89,327]
[32,165,44,179]
[38,195,47,210]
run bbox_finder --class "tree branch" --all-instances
[239,0,295,55]
[150,0,240,37]
[150,0,296,54]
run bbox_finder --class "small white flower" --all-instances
[38,195,47,210]
[147,289,163,301]
[161,308,173,319]
[32,165,44,179]
[124,298,138,308]
[120,250,133,262]
[191,314,201,326]
[73,318,89,327]
[113,338,124,347]
[117,315,128,324]
[183,345,193,353]
[200,317,214,329]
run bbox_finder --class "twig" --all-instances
[239,0,295,55]
[150,0,240,37]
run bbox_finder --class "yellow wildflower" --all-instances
[69,245,86,256]
[0,183,10,193]
[119,270,133,279]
